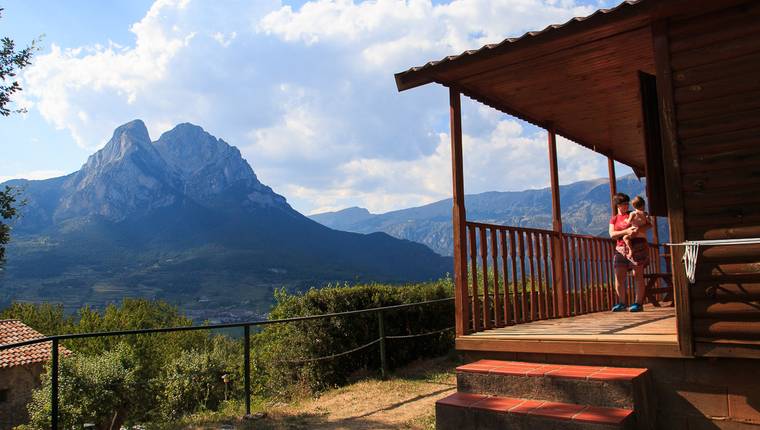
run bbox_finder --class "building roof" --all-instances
[393,0,745,171]
[0,320,70,368]
[394,0,646,91]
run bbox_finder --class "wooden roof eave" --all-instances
[437,79,641,170]
[394,2,654,93]
[394,0,750,92]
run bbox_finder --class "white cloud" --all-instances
[291,113,611,214]
[22,0,196,149]
[259,0,597,70]
[212,31,238,47]
[19,0,624,214]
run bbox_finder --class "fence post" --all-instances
[51,338,58,430]
[377,311,387,380]
[243,325,251,418]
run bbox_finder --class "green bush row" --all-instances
[252,278,454,395]
[2,279,454,428]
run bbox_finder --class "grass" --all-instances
[170,353,459,429]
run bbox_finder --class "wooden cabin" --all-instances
[395,0,760,428]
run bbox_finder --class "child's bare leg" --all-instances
[623,235,633,258]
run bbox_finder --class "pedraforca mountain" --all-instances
[49,120,290,223]
[56,120,180,222]
[153,123,287,210]
[1,121,451,312]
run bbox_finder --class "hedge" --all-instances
[251,278,454,395]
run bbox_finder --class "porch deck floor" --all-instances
[457,305,680,357]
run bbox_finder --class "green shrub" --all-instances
[159,336,242,420]
[9,281,455,424]
[0,302,75,335]
[252,278,454,395]
[12,299,237,427]
[21,344,141,430]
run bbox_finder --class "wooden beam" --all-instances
[548,130,563,233]
[450,88,470,336]
[547,129,566,317]
[652,216,660,245]
[694,342,760,360]
[652,20,693,357]
[456,337,682,358]
[608,156,617,215]
[446,83,644,170]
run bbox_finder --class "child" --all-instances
[621,196,649,261]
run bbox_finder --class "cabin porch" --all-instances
[457,304,678,358]
[394,0,760,427]
[454,217,675,357]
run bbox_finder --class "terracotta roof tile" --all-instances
[0,320,70,368]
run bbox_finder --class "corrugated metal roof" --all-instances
[0,320,70,368]
[395,0,645,90]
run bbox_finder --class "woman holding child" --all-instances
[608,193,651,312]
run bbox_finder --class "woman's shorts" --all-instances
[613,238,650,270]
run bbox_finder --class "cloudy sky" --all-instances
[1,0,631,215]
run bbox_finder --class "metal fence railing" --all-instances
[0,297,455,429]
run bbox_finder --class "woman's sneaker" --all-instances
[611,303,626,312]
[629,303,643,312]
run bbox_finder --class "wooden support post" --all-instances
[653,20,692,357]
[51,338,59,430]
[547,129,566,317]
[608,156,617,215]
[651,216,662,285]
[243,325,251,417]
[450,88,470,336]
[377,311,387,379]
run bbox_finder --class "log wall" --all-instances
[666,2,760,355]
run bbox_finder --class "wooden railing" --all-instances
[462,221,661,333]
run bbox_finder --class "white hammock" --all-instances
[666,238,760,283]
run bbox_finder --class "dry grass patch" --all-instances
[180,354,458,429]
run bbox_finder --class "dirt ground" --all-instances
[193,356,457,430]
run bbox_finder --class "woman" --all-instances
[608,193,650,312]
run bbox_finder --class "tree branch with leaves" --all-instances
[1,8,37,116]
[1,7,38,265]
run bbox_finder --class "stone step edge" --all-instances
[437,392,634,426]
[456,359,648,381]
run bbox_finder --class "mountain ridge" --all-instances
[1,120,451,319]
[310,175,668,256]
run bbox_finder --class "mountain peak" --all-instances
[113,119,149,139]
[152,122,289,210]
[159,122,210,142]
[85,119,155,169]
[154,122,251,180]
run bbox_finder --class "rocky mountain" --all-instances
[1,120,451,317]
[310,176,669,256]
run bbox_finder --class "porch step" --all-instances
[436,392,634,430]
[456,360,649,409]
[448,360,655,429]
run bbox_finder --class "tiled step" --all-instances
[455,360,654,430]
[436,392,635,430]
[457,360,649,409]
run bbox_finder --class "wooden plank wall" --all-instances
[667,2,760,356]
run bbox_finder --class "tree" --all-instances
[0,185,22,264]
[1,7,38,265]
[1,8,37,116]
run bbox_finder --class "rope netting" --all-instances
[272,326,454,364]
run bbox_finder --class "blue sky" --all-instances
[1,0,630,214]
